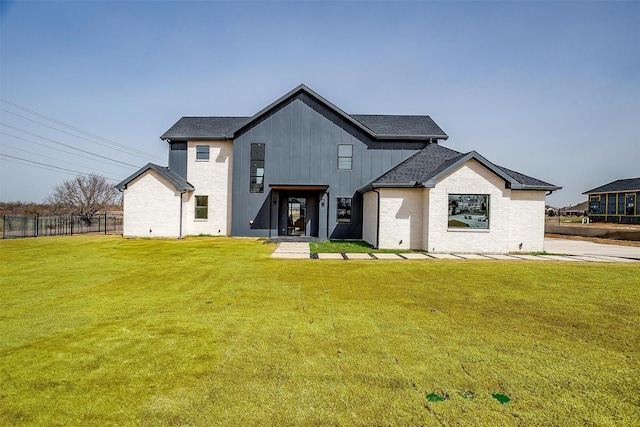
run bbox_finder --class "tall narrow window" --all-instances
[337,144,352,170]
[337,197,352,223]
[195,196,208,219]
[250,143,265,193]
[626,194,635,216]
[196,145,210,161]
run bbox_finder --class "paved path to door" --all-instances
[271,239,640,262]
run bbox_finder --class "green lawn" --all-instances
[1,236,639,426]
[309,239,411,253]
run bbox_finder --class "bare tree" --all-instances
[46,174,121,223]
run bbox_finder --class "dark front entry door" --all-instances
[287,197,306,236]
[278,191,320,237]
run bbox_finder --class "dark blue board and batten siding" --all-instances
[231,92,427,239]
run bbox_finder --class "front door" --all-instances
[287,197,306,236]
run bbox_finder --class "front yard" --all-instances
[1,236,638,425]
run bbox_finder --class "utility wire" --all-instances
[0,123,143,168]
[1,131,136,170]
[0,98,165,161]
[0,153,120,181]
[1,108,164,162]
[1,143,135,177]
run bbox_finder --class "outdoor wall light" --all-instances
[250,220,254,225]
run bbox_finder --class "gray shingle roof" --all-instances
[115,163,194,191]
[583,178,640,194]
[160,85,448,141]
[369,143,463,186]
[351,115,447,138]
[362,144,560,192]
[161,117,248,140]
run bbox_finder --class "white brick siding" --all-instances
[378,188,423,250]
[370,159,548,253]
[183,140,233,236]
[122,170,183,238]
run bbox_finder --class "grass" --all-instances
[1,236,639,426]
[309,239,411,253]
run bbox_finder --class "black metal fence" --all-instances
[2,213,123,239]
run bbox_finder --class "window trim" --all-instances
[195,145,210,161]
[447,194,490,230]
[195,195,208,220]
[337,144,353,171]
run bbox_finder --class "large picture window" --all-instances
[250,143,265,193]
[448,194,489,229]
[195,196,208,219]
[337,197,352,223]
[337,144,352,170]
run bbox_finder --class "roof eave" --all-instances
[375,134,449,141]
[161,135,232,142]
[358,182,423,192]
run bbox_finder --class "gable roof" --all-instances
[115,163,194,191]
[360,144,560,192]
[583,178,640,194]
[160,84,448,142]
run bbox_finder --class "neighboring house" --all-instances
[116,84,560,252]
[584,178,640,224]
[559,201,588,216]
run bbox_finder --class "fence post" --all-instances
[104,212,107,235]
[2,215,4,239]
[35,214,39,237]
[70,215,73,236]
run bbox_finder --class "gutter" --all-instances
[179,190,186,239]
[373,189,380,249]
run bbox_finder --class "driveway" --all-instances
[544,238,640,260]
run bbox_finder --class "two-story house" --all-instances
[116,84,560,253]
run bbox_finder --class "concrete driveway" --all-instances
[544,238,640,260]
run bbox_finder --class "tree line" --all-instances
[1,174,122,223]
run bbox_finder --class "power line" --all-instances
[0,124,143,168]
[0,98,165,161]
[1,131,136,170]
[1,108,164,162]
[2,143,135,177]
[0,153,120,181]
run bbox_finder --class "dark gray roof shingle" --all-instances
[160,85,448,141]
[370,143,463,185]
[351,115,447,138]
[364,144,560,191]
[161,117,248,140]
[115,163,194,191]
[583,178,640,194]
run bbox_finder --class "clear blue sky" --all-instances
[1,0,638,208]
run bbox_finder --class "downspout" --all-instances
[179,190,186,239]
[326,191,330,240]
[373,188,380,249]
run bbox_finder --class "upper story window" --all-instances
[337,144,352,170]
[196,145,210,161]
[250,143,265,193]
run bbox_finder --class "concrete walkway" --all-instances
[271,242,311,259]
[271,239,640,262]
